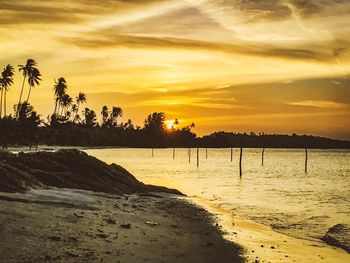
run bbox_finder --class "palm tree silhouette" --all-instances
[26,67,42,103]
[83,107,97,128]
[0,65,14,118]
[75,92,87,119]
[60,94,73,116]
[111,106,123,127]
[17,59,41,116]
[101,105,109,126]
[71,103,78,121]
[53,77,67,115]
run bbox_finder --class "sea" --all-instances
[84,148,350,242]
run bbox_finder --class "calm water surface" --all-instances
[85,148,350,241]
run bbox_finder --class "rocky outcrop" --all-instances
[0,149,181,195]
[322,224,350,253]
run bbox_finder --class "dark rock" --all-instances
[0,149,183,195]
[321,224,350,253]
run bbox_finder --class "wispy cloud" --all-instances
[289,100,348,109]
[61,33,346,62]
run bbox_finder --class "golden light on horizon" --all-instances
[165,119,177,130]
[0,0,349,139]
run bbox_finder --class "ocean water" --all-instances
[85,148,350,241]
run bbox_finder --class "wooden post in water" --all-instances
[188,148,191,163]
[262,148,265,166]
[152,148,154,157]
[230,147,233,162]
[305,148,308,173]
[239,135,243,177]
[206,148,208,159]
[173,147,175,159]
[196,148,199,168]
[239,147,243,177]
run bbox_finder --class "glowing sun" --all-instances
[165,119,178,130]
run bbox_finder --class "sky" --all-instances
[0,0,349,139]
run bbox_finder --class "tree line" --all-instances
[0,59,197,148]
[0,59,349,149]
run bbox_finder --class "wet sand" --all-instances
[195,197,350,263]
[0,188,243,263]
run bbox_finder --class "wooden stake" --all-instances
[305,148,308,173]
[230,147,233,162]
[188,148,191,163]
[173,148,175,159]
[196,148,199,168]
[262,148,265,166]
[239,147,243,177]
[206,148,208,159]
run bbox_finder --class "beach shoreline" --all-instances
[192,196,350,263]
[0,188,243,263]
[1,148,349,262]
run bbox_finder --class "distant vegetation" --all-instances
[0,59,349,149]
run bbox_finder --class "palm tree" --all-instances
[101,105,109,126]
[26,67,42,103]
[53,77,67,115]
[60,94,73,116]
[75,92,86,118]
[17,59,41,116]
[83,107,97,128]
[125,119,134,130]
[110,106,123,127]
[0,65,15,118]
[71,104,78,121]
[0,83,2,118]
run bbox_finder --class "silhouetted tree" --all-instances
[17,102,40,125]
[110,106,123,127]
[143,112,167,146]
[53,77,67,115]
[25,67,41,103]
[75,92,87,118]
[144,112,166,131]
[0,64,15,118]
[60,94,73,116]
[101,105,109,127]
[125,119,134,130]
[17,59,41,116]
[82,107,97,128]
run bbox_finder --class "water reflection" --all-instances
[85,148,350,240]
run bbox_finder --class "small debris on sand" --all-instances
[120,223,131,229]
[145,221,159,227]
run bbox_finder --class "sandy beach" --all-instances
[0,149,244,262]
[0,188,243,263]
[1,149,350,262]
[195,197,350,263]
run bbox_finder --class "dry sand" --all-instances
[0,188,243,263]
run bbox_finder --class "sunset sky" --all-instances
[0,0,349,139]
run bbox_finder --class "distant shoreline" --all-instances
[2,127,350,149]
[5,145,350,151]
